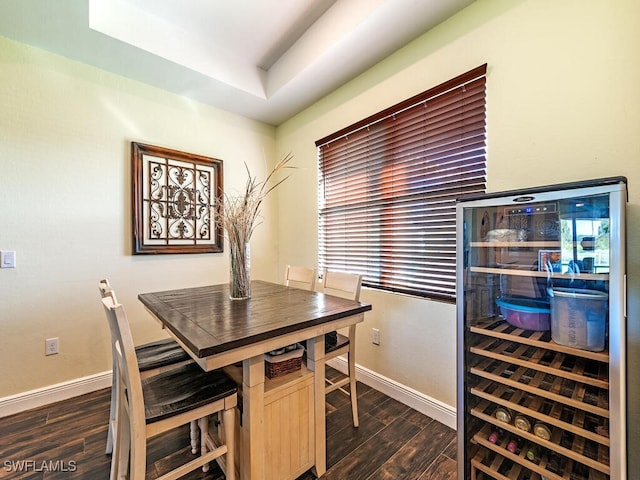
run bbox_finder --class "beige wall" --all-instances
[276,0,640,467]
[2,0,639,472]
[0,36,280,396]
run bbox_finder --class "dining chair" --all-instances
[99,279,195,456]
[101,291,237,480]
[321,268,363,428]
[284,264,317,291]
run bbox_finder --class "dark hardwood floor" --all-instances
[0,368,456,479]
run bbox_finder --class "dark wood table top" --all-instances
[138,280,372,358]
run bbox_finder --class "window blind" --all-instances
[316,64,487,301]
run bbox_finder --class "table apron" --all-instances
[144,307,364,372]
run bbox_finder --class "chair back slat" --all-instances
[322,268,362,301]
[284,265,317,291]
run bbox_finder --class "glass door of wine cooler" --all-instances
[456,178,627,480]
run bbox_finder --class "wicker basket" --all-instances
[264,343,304,379]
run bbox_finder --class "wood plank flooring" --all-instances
[0,368,456,479]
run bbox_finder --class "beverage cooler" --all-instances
[456,177,627,480]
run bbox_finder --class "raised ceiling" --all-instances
[0,0,475,125]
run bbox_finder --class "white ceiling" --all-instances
[0,0,475,125]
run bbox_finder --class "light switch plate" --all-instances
[0,250,16,268]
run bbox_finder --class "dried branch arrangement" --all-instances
[220,153,295,298]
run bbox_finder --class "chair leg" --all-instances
[109,420,120,480]
[190,420,199,454]
[223,406,236,480]
[111,394,130,480]
[199,417,210,473]
[348,350,359,428]
[127,406,147,480]
[106,359,118,455]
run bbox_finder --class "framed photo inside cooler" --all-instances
[538,249,562,272]
[132,142,224,254]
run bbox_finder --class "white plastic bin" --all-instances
[549,288,608,352]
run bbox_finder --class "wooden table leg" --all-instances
[306,334,326,478]
[242,354,265,480]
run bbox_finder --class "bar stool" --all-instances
[99,280,195,456]
[101,291,237,480]
[321,268,363,427]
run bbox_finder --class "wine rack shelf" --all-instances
[469,319,609,363]
[470,442,607,480]
[470,357,609,418]
[470,241,561,248]
[470,337,608,390]
[471,400,609,475]
[469,266,608,281]
[470,379,609,447]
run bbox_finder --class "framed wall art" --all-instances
[132,142,224,254]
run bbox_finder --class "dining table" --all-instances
[138,279,372,480]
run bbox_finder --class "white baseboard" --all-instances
[327,356,457,429]
[1,361,457,430]
[0,371,112,419]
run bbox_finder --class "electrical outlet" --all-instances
[372,328,380,345]
[0,250,16,268]
[45,337,59,356]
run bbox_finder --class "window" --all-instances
[317,64,487,301]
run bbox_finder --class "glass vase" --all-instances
[229,241,251,300]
